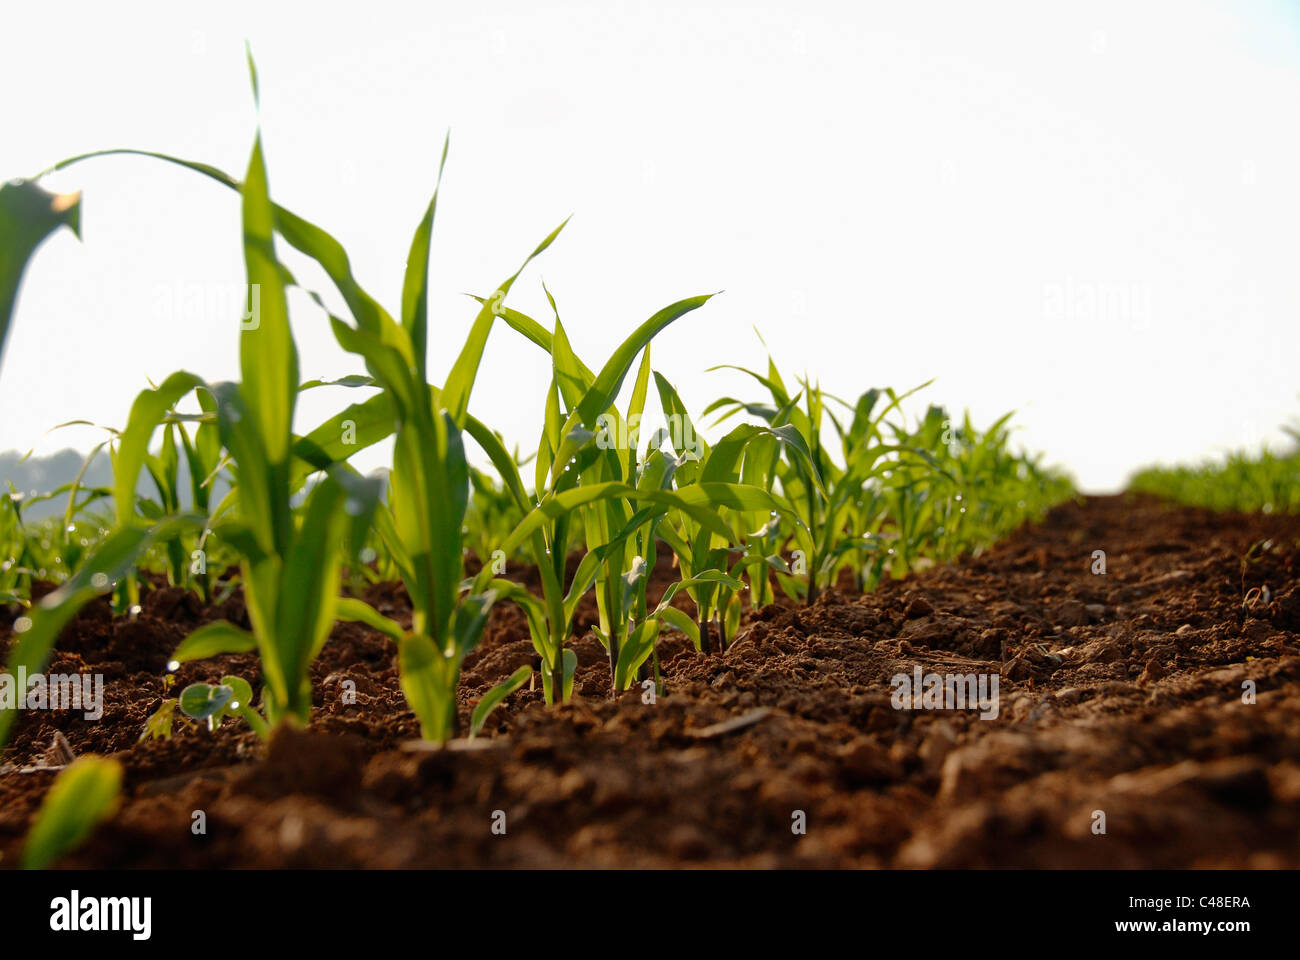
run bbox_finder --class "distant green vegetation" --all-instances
[1128,425,1300,514]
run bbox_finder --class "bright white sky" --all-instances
[3,0,1299,492]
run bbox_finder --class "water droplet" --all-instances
[91,572,109,589]
[129,604,142,617]
[230,701,241,710]
[14,616,32,633]
[167,660,180,672]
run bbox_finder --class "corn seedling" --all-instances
[323,143,567,742]
[163,72,382,732]
[704,353,930,603]
[474,292,798,699]
[650,370,811,650]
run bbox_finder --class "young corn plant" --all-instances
[100,371,217,610]
[875,402,1072,572]
[164,86,382,732]
[649,370,814,651]
[705,351,936,602]
[318,146,569,742]
[467,292,790,700]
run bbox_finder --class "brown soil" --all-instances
[2,493,1299,868]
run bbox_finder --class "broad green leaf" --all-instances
[0,179,81,373]
[178,682,234,721]
[218,675,268,737]
[574,295,715,430]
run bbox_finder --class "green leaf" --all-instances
[469,665,532,738]
[398,633,453,742]
[219,674,269,738]
[138,698,179,742]
[400,133,449,381]
[654,605,699,648]
[0,179,81,374]
[240,131,298,469]
[178,682,234,721]
[219,675,254,710]
[574,294,715,430]
[113,372,206,526]
[478,577,551,661]
[171,620,257,664]
[265,471,354,716]
[336,597,407,644]
[499,482,746,557]
[614,619,659,690]
[21,757,122,869]
[292,392,397,482]
[443,217,569,426]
